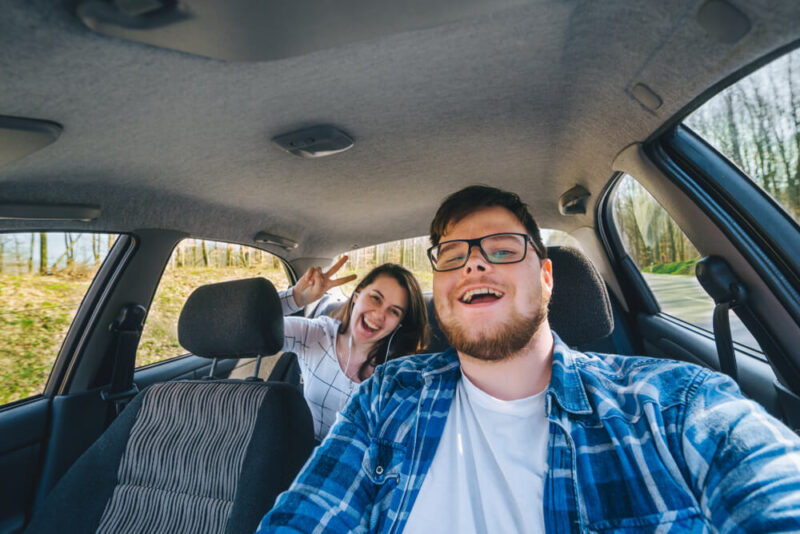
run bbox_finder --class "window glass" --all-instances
[685,48,800,225]
[612,174,759,351]
[332,230,582,297]
[0,232,118,404]
[137,239,291,367]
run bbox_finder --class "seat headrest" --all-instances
[178,277,284,359]
[548,246,613,347]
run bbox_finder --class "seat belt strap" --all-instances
[101,303,147,415]
[695,256,746,382]
[712,299,742,381]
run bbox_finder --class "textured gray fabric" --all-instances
[96,381,269,534]
[178,278,284,359]
[547,246,613,346]
[2,1,800,259]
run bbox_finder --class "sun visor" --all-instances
[76,0,532,62]
[0,116,62,168]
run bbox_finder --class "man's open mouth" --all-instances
[458,287,504,304]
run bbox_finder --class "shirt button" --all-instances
[375,466,384,475]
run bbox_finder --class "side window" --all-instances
[137,239,291,367]
[0,232,119,405]
[332,231,582,297]
[612,174,759,350]
[685,48,800,226]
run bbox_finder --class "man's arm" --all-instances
[682,370,800,532]
[257,378,378,533]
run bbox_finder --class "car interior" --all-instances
[2,0,800,533]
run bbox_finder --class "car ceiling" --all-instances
[2,0,800,260]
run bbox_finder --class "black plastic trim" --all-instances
[52,235,136,396]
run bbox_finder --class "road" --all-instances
[641,273,759,351]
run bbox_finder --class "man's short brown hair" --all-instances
[429,185,547,259]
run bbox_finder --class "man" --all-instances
[259,185,800,532]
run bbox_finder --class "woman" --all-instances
[279,257,429,440]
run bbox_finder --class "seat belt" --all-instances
[101,303,147,416]
[695,256,746,382]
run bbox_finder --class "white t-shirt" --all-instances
[279,289,358,441]
[404,373,549,534]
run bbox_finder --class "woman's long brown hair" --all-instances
[335,263,429,381]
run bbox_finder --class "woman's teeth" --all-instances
[362,316,380,332]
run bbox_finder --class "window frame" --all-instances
[134,238,294,370]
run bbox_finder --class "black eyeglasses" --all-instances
[427,232,543,272]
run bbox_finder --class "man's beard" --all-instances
[436,295,549,361]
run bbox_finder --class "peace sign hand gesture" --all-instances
[292,256,358,308]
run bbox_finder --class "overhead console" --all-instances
[75,0,531,62]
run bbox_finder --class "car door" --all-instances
[596,48,800,428]
[0,231,133,534]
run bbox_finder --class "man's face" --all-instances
[432,206,553,360]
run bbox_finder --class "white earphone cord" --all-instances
[383,323,402,365]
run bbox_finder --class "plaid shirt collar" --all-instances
[415,331,593,415]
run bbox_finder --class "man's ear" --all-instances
[540,258,554,298]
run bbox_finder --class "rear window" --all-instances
[332,230,582,297]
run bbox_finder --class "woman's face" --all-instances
[348,275,408,345]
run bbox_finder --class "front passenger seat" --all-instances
[25,278,314,534]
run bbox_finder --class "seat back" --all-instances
[26,278,314,534]
[312,245,614,351]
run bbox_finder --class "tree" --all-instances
[39,233,48,274]
[201,240,209,267]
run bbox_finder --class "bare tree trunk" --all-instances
[92,234,100,264]
[724,90,745,170]
[226,244,232,266]
[39,233,48,274]
[201,240,209,267]
[29,233,35,273]
[51,235,81,271]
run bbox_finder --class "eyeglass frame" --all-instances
[426,232,545,272]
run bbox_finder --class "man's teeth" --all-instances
[460,288,504,303]
[363,317,380,331]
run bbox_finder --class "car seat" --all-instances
[25,278,314,534]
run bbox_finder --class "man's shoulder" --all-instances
[369,349,459,396]
[570,349,714,412]
[380,349,458,380]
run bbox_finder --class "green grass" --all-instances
[641,258,699,276]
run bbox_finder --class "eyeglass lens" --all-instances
[433,234,527,270]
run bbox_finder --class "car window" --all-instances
[611,174,760,351]
[332,231,583,298]
[684,48,800,227]
[0,232,119,405]
[137,239,291,367]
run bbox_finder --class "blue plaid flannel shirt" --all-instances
[258,334,800,533]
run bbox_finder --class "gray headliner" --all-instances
[2,0,800,260]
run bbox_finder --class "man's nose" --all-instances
[464,244,489,273]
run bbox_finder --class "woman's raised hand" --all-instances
[292,256,358,308]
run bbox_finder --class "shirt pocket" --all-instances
[362,439,405,485]
[587,508,708,533]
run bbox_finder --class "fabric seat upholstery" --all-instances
[26,278,314,534]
